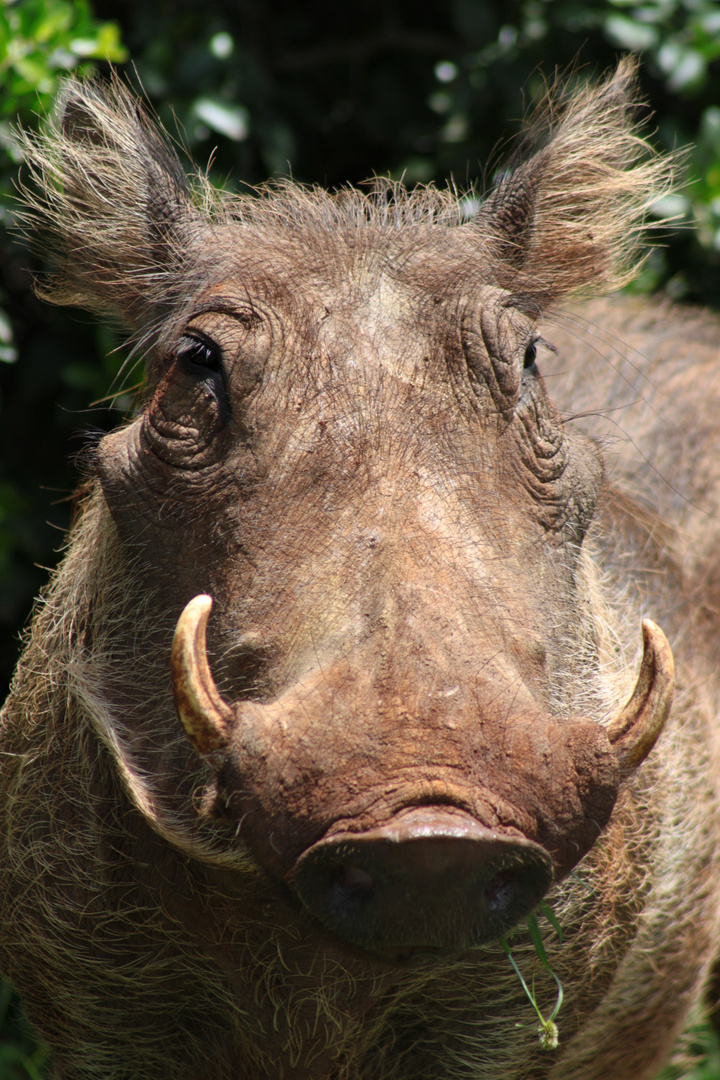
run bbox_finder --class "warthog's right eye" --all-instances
[523,340,538,369]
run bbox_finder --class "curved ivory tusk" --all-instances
[171,595,233,756]
[607,619,674,777]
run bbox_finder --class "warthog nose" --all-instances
[292,808,553,956]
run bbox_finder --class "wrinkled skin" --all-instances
[1,65,720,1080]
[101,272,619,880]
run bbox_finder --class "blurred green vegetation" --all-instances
[0,0,128,689]
[0,0,719,1076]
[0,980,50,1079]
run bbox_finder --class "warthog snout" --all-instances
[292,807,553,955]
[171,596,674,954]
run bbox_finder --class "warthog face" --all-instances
[20,61,673,961]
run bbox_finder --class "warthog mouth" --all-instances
[290,805,554,956]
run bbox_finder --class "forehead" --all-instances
[183,224,528,399]
[186,280,434,396]
[202,217,489,310]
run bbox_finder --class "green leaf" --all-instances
[499,936,544,1023]
[192,97,249,142]
[539,902,563,943]
[604,14,659,51]
[526,912,551,968]
[70,23,127,62]
[33,4,74,44]
[657,41,707,91]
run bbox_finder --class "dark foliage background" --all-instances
[0,0,719,1075]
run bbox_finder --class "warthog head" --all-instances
[19,58,674,960]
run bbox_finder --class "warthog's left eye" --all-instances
[177,332,229,415]
[178,334,223,375]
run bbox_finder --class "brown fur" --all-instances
[2,61,719,1080]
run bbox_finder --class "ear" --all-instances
[477,58,675,303]
[17,74,210,333]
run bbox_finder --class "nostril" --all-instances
[329,865,375,915]
[338,865,374,894]
[483,868,523,916]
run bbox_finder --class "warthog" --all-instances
[2,59,719,1080]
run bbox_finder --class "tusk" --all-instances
[171,595,233,756]
[607,619,674,777]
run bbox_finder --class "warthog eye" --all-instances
[178,334,223,374]
[173,332,230,424]
[523,339,538,369]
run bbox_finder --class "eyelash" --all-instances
[178,335,222,374]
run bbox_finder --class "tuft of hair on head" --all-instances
[475,57,678,305]
[14,72,215,335]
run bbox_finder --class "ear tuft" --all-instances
[478,58,677,303]
[16,74,210,334]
